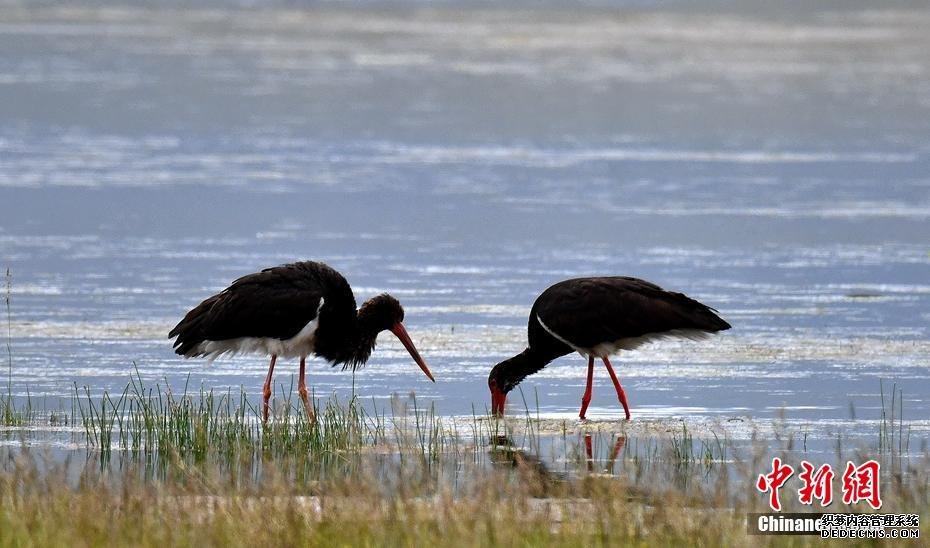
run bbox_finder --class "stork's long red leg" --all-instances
[298,356,315,422]
[579,355,595,420]
[602,356,631,420]
[262,354,277,422]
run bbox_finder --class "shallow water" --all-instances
[1,1,929,461]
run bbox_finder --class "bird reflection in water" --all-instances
[583,434,626,474]
[488,434,627,495]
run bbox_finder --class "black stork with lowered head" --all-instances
[169,261,435,421]
[488,277,730,420]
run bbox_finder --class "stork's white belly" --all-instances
[536,315,712,358]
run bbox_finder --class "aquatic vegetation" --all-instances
[878,380,909,458]
[0,391,32,428]
[72,371,468,478]
[2,268,16,427]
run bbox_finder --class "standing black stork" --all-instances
[169,261,435,421]
[488,277,730,420]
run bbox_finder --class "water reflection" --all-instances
[583,434,626,475]
[489,433,628,491]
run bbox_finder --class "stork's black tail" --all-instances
[673,291,731,332]
[168,295,218,357]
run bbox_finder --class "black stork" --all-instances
[488,277,730,420]
[169,261,435,421]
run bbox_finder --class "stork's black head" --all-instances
[488,361,507,417]
[358,294,434,383]
[359,293,405,332]
[488,350,538,416]
[488,356,519,395]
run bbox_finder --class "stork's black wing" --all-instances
[169,261,356,356]
[532,277,730,350]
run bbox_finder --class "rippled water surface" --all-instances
[1,1,929,455]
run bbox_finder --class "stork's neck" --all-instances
[352,306,386,361]
[314,309,381,368]
[490,347,555,395]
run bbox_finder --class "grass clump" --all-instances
[71,371,470,483]
[0,391,32,428]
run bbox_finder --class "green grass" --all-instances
[3,267,15,427]
[0,389,33,427]
[73,369,467,460]
[878,379,909,458]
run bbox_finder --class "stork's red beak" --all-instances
[390,322,435,382]
[490,382,506,417]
